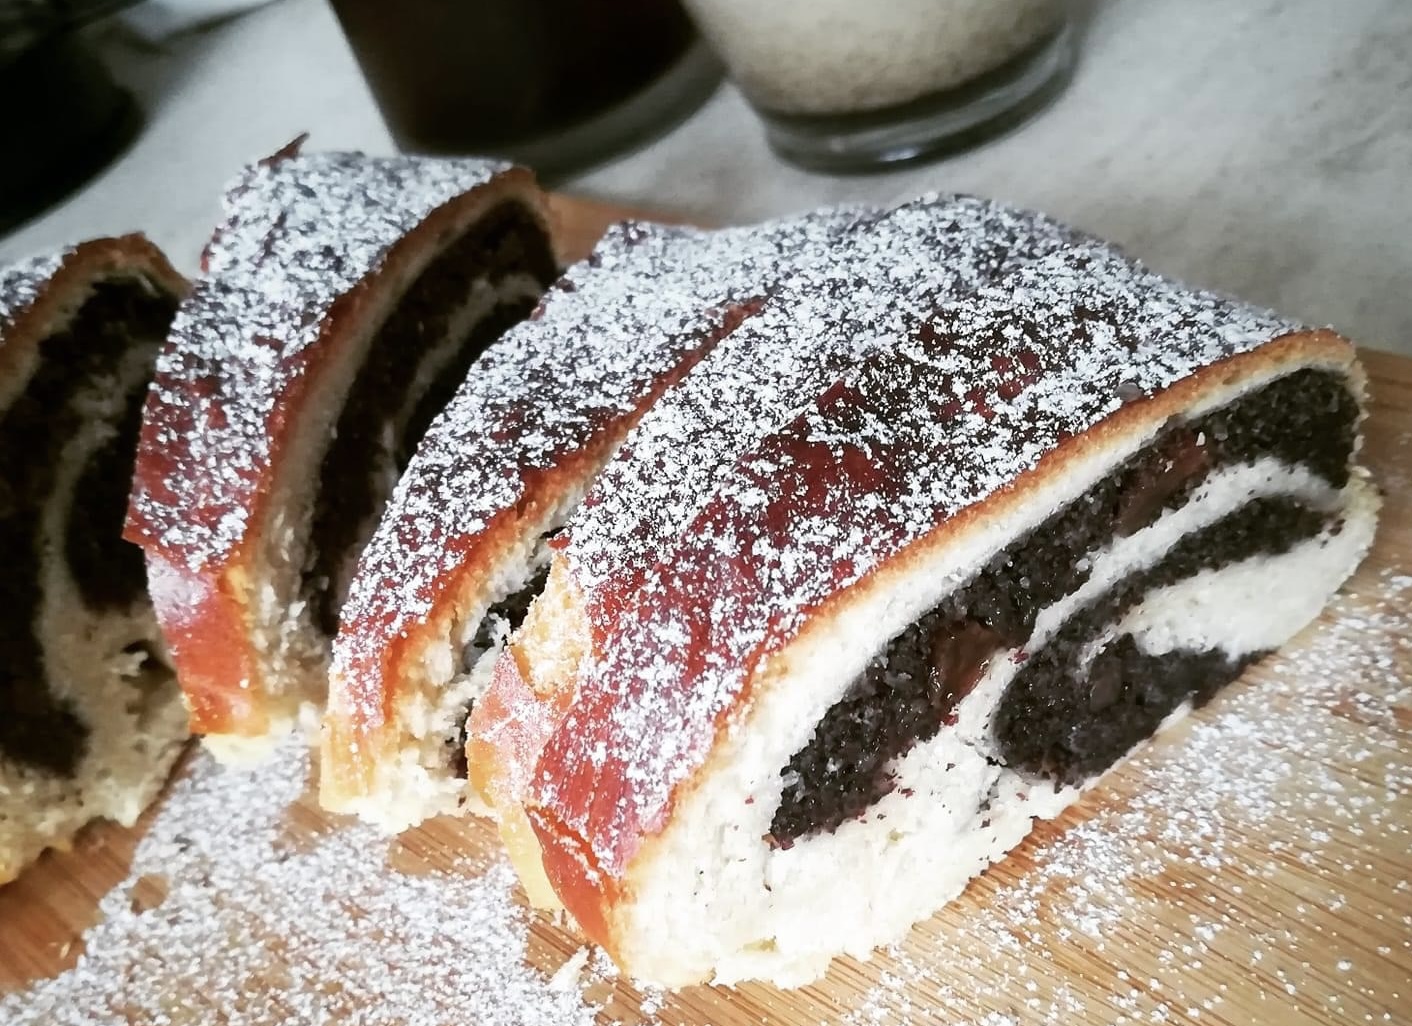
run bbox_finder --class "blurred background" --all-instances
[1,0,1409,354]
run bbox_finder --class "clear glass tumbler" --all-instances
[681,0,1075,171]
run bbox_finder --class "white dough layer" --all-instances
[1120,468,1379,659]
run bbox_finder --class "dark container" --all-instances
[1,5,141,235]
[327,0,720,176]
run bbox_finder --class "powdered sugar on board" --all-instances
[0,745,601,1026]
[0,486,1408,1026]
[0,249,66,334]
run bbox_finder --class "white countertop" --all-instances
[5,0,1409,355]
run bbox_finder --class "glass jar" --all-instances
[682,0,1075,171]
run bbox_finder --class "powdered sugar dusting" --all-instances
[537,239,1310,876]
[126,148,513,570]
[0,250,68,336]
[567,194,1089,594]
[332,209,869,722]
[0,745,600,1026]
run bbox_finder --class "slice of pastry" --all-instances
[0,237,187,884]
[125,143,559,760]
[469,195,1087,897]
[489,240,1376,987]
[323,195,1085,833]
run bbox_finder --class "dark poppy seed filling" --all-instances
[0,280,178,777]
[66,362,155,611]
[305,201,558,636]
[463,560,553,672]
[769,369,1356,847]
[992,496,1325,781]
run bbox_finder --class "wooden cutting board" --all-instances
[1,196,1409,1025]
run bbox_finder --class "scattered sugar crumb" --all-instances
[552,948,593,992]
[1,745,600,1026]
[638,989,665,1016]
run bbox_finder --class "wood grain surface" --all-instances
[1,197,1408,1025]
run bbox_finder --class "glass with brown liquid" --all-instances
[328,0,720,176]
